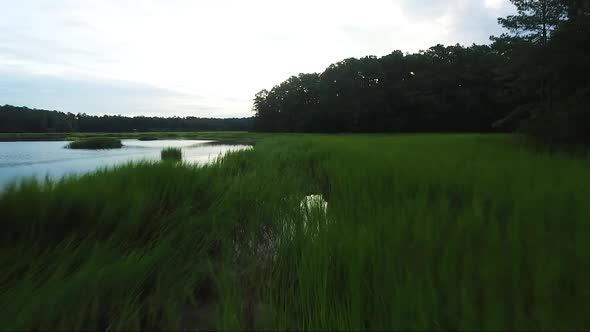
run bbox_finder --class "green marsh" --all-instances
[65,137,123,150]
[0,134,588,330]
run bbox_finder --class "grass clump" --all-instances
[137,136,158,141]
[161,147,182,162]
[66,137,122,149]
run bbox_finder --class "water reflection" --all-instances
[0,139,250,187]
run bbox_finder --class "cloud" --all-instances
[0,71,246,117]
[394,0,516,47]
[485,0,510,10]
[398,0,454,19]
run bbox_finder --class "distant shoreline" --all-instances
[0,131,258,145]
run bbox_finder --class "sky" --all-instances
[0,0,516,118]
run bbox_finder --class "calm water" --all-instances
[0,140,250,188]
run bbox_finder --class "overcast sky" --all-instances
[0,0,515,118]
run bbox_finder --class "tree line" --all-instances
[252,0,590,145]
[0,105,253,133]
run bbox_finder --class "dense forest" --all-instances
[253,0,590,145]
[0,105,253,132]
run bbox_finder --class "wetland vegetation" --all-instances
[65,137,123,150]
[160,147,183,162]
[1,134,588,330]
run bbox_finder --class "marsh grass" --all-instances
[138,136,158,141]
[1,134,589,330]
[161,147,182,162]
[65,137,123,149]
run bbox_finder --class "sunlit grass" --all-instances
[1,134,588,330]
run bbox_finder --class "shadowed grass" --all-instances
[138,136,158,141]
[66,137,123,149]
[0,134,588,330]
[161,147,182,162]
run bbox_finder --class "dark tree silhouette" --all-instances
[0,105,253,133]
[253,44,511,134]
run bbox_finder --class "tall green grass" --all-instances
[161,147,182,162]
[0,134,588,330]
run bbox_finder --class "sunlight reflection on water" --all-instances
[0,139,251,187]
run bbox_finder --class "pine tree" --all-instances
[499,0,567,45]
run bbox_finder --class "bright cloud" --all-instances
[0,0,515,117]
[485,0,509,10]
